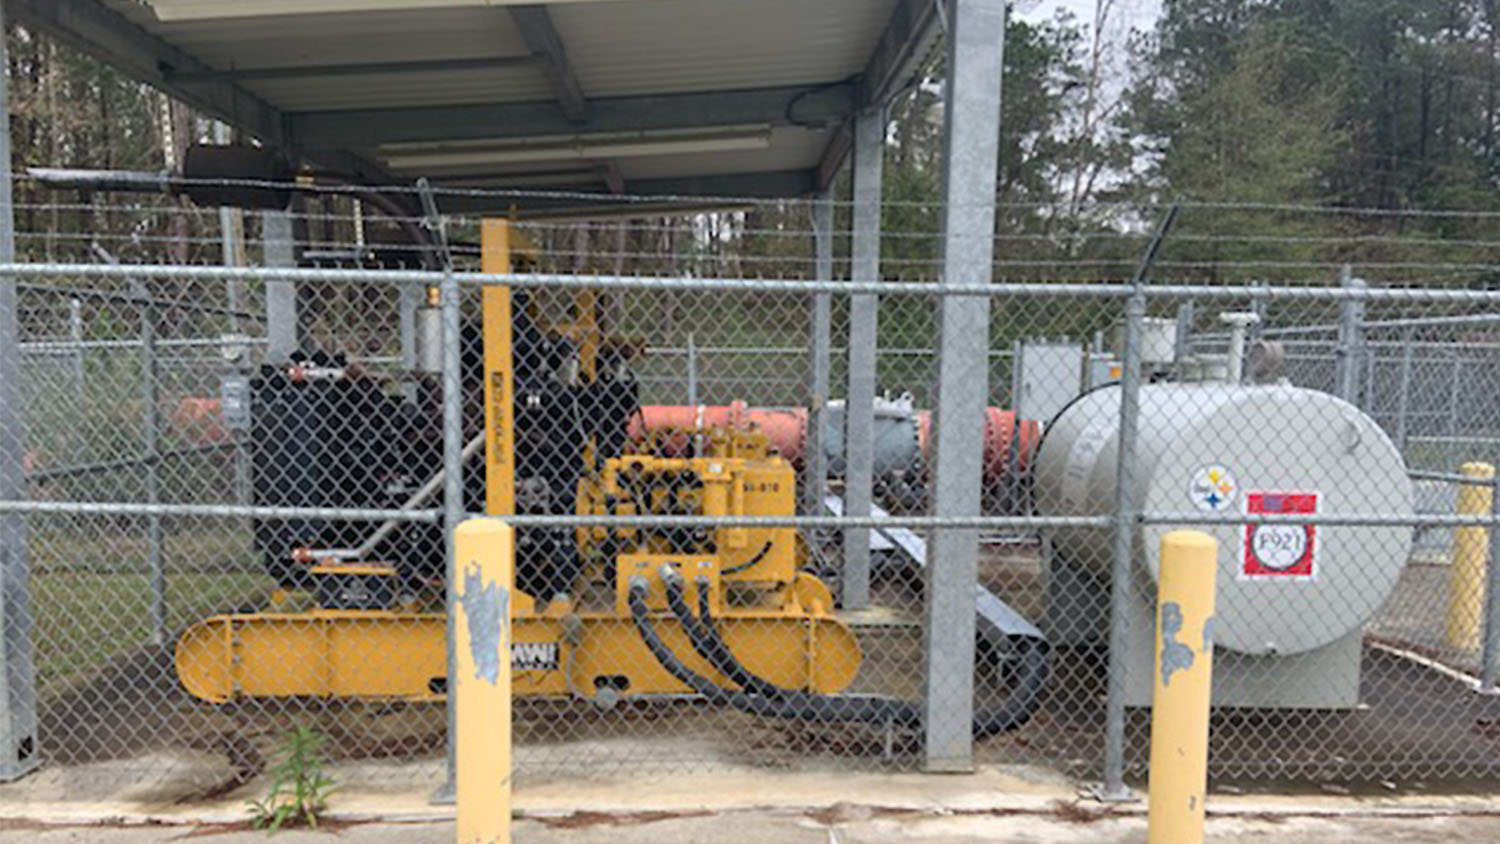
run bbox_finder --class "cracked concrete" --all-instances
[1,764,1499,842]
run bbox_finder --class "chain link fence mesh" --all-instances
[6,186,1500,798]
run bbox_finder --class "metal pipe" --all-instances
[1102,204,1179,802]
[20,262,1500,303]
[134,280,167,646]
[1409,469,1500,487]
[303,433,485,561]
[0,500,441,521]
[804,195,833,520]
[0,0,39,779]
[440,261,463,802]
[17,281,262,321]
[23,442,233,482]
[67,298,83,387]
[686,331,699,406]
[1397,326,1414,453]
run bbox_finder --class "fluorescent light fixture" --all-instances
[381,130,773,170]
[144,0,621,22]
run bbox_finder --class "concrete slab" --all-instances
[3,808,1500,843]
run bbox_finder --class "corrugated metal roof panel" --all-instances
[113,0,894,109]
[89,0,917,194]
[554,0,895,98]
[246,70,552,110]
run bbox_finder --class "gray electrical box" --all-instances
[1012,340,1083,423]
[220,373,251,432]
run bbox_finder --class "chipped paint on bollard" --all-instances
[1148,531,1217,844]
[455,519,513,844]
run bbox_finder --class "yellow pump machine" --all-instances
[175,220,862,706]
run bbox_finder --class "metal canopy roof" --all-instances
[12,0,941,214]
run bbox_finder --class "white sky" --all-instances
[1015,0,1163,42]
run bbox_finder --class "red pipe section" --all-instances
[631,403,1039,487]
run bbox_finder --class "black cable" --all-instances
[627,577,918,725]
[719,540,773,576]
[629,574,1050,738]
[663,568,797,698]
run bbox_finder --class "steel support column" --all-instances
[923,0,1006,772]
[1336,266,1367,406]
[0,0,41,781]
[1396,326,1413,454]
[804,196,834,518]
[842,107,884,611]
[263,209,297,362]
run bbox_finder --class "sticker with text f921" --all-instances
[1242,491,1319,580]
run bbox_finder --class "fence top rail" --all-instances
[1408,469,1500,488]
[9,262,1500,303]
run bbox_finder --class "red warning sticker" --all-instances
[1242,491,1319,580]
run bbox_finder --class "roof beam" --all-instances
[10,0,284,145]
[291,82,856,149]
[167,55,538,84]
[815,0,942,190]
[861,0,943,108]
[9,0,407,193]
[506,5,589,123]
[594,161,626,194]
[429,168,819,217]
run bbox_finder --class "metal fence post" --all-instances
[1336,266,1366,406]
[843,105,884,612]
[67,298,84,388]
[399,284,422,402]
[803,196,833,518]
[1100,205,1177,801]
[263,208,298,363]
[436,264,463,803]
[134,281,166,646]
[1101,286,1147,800]
[0,0,40,780]
[1450,352,1463,441]
[1396,326,1414,455]
[213,121,245,334]
[685,331,699,407]
[1481,479,1500,692]
[923,0,1006,773]
[1172,301,1194,376]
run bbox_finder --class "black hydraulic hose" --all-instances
[627,577,920,725]
[719,540,773,576]
[972,634,1050,739]
[686,571,1047,737]
[631,573,1050,737]
[662,568,797,698]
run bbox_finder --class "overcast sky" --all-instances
[1015,0,1162,42]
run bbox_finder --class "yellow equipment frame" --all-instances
[174,219,860,704]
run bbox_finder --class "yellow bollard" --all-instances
[1147,531,1217,844]
[454,518,514,844]
[1446,462,1495,651]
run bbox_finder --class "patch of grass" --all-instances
[32,570,271,688]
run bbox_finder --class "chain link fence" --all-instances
[7,185,1500,800]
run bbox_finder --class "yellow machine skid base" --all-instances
[175,609,861,703]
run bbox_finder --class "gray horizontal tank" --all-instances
[1033,382,1414,707]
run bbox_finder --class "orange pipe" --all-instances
[629,404,810,463]
[635,403,1039,486]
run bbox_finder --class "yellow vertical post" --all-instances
[454,518,513,844]
[481,220,516,519]
[1446,461,1496,650]
[1147,531,1217,844]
